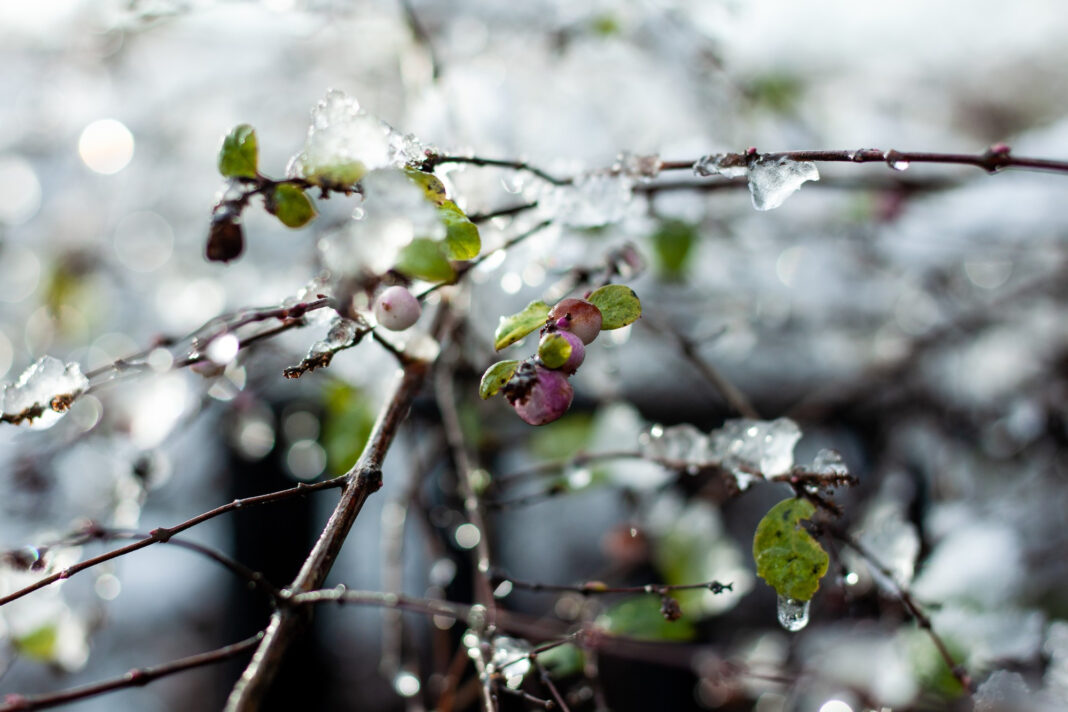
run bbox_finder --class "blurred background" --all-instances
[1,1,1068,710]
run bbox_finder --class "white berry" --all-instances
[374,286,421,331]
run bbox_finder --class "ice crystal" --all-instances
[1,356,89,429]
[747,156,819,210]
[708,418,801,489]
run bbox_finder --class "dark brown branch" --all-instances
[495,573,732,597]
[225,359,430,711]
[0,479,346,609]
[0,632,265,712]
[420,154,569,186]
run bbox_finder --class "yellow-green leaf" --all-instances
[15,625,58,661]
[494,300,550,351]
[439,200,481,260]
[395,238,456,283]
[753,497,828,601]
[479,360,520,399]
[218,124,258,179]
[538,333,572,369]
[587,284,641,330]
[269,183,317,228]
[405,167,449,205]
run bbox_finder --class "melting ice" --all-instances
[777,594,810,632]
[747,156,819,210]
[708,418,801,489]
[1,356,89,429]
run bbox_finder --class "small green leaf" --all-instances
[651,220,696,279]
[395,238,456,283]
[479,360,520,399]
[218,124,259,179]
[305,160,367,189]
[753,497,829,601]
[15,625,58,661]
[405,167,449,205]
[595,596,696,642]
[269,183,317,228]
[538,333,572,369]
[439,201,481,260]
[321,382,375,473]
[537,643,584,677]
[587,284,641,330]
[494,300,550,351]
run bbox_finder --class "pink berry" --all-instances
[374,286,421,331]
[548,298,602,345]
[509,366,573,426]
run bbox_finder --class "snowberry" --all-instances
[373,286,421,331]
[509,366,573,426]
[548,298,602,345]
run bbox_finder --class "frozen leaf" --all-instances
[537,333,572,369]
[709,418,801,489]
[587,284,641,330]
[490,636,532,690]
[479,360,520,399]
[288,90,401,188]
[268,183,317,228]
[218,124,258,179]
[692,153,747,179]
[595,596,696,641]
[394,238,455,283]
[753,497,829,602]
[439,201,481,260]
[747,156,819,211]
[2,356,89,429]
[494,300,550,351]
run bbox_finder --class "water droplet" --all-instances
[747,157,820,211]
[776,594,810,632]
[891,160,910,171]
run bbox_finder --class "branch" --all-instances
[494,573,733,597]
[419,154,569,185]
[0,479,346,609]
[0,632,265,712]
[224,358,430,711]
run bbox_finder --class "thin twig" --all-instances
[0,632,265,712]
[495,573,733,597]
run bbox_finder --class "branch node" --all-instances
[354,467,383,493]
[150,527,174,543]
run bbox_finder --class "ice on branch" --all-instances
[287,90,423,187]
[540,172,635,227]
[708,418,801,489]
[617,152,662,181]
[489,635,532,689]
[1,356,89,429]
[640,423,710,468]
[693,153,819,210]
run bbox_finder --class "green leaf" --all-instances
[305,160,367,188]
[439,200,481,260]
[405,167,449,205]
[752,497,829,601]
[218,124,259,179]
[395,238,456,283]
[15,625,58,661]
[538,333,572,369]
[269,183,317,228]
[595,596,696,642]
[321,382,375,473]
[536,643,584,677]
[587,284,641,330]
[651,220,696,279]
[479,360,520,399]
[494,301,550,351]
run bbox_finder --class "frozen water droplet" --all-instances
[490,636,532,689]
[776,594,810,632]
[542,172,634,227]
[747,157,819,211]
[708,418,801,488]
[693,153,748,179]
[617,152,662,181]
[1,356,89,429]
[811,448,848,476]
[325,317,360,348]
[890,160,910,171]
[639,423,710,466]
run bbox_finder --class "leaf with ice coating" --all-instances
[218,124,258,179]
[479,360,519,399]
[1,356,89,429]
[747,156,819,211]
[494,300,550,351]
[753,497,828,601]
[708,417,801,489]
[587,284,641,330]
[268,183,317,228]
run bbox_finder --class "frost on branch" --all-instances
[1,356,89,429]
[693,153,820,210]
